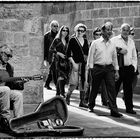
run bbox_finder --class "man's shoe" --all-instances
[111,111,123,118]
[88,108,94,113]
[0,117,11,133]
[126,110,136,114]
[45,85,52,90]
[79,102,88,108]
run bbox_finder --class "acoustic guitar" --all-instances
[0,70,43,86]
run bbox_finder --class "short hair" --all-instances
[101,22,113,31]
[50,20,59,27]
[74,23,87,32]
[120,23,130,30]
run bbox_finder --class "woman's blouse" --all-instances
[66,37,89,63]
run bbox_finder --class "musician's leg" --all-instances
[10,90,23,118]
[0,86,11,120]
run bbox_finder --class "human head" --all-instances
[0,44,13,64]
[93,27,101,40]
[129,27,135,39]
[55,25,69,43]
[120,23,130,39]
[101,22,113,40]
[74,23,87,37]
[50,20,59,33]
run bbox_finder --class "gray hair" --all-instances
[50,20,59,28]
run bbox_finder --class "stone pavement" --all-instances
[1,84,140,139]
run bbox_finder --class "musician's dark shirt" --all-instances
[0,62,24,90]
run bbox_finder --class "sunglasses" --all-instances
[62,30,68,32]
[53,25,58,27]
[77,29,85,33]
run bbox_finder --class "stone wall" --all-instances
[0,3,44,103]
[42,1,140,94]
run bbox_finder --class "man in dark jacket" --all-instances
[44,20,59,89]
[0,44,28,131]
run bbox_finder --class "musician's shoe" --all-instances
[110,110,123,118]
[0,117,11,133]
[126,109,136,114]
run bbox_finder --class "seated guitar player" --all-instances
[0,44,29,132]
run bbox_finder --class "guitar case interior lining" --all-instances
[9,96,84,137]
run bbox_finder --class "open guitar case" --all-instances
[9,96,84,137]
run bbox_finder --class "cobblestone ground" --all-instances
[1,83,140,139]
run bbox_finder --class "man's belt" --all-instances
[94,64,112,68]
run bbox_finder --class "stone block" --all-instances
[5,32,14,44]
[76,2,86,10]
[0,31,6,42]
[81,10,91,20]
[121,7,129,17]
[129,7,139,16]
[102,2,110,8]
[134,29,140,40]
[11,20,24,31]
[98,9,108,18]
[109,8,120,17]
[125,2,133,6]
[123,17,134,26]
[0,20,11,31]
[29,37,43,57]
[110,2,118,8]
[112,18,123,28]
[118,2,125,7]
[91,10,99,19]
[84,20,93,29]
[134,17,140,27]
[94,2,102,9]
[135,40,140,49]
[86,2,94,9]
[14,32,29,46]
[93,19,104,29]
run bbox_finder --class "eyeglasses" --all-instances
[77,29,85,33]
[62,30,68,32]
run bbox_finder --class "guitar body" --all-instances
[0,69,10,86]
[9,96,84,137]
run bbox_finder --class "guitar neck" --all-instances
[2,76,33,83]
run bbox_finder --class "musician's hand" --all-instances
[21,78,30,83]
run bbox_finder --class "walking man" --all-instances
[87,22,122,117]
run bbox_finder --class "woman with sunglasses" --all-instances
[66,23,89,108]
[49,25,70,98]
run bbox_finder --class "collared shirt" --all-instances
[87,36,119,70]
[111,34,137,71]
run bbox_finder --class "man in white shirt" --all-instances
[111,23,137,114]
[87,22,122,117]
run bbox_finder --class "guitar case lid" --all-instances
[9,96,84,137]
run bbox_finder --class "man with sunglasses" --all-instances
[87,22,122,117]
[0,44,29,132]
[44,20,59,90]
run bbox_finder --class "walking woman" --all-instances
[66,23,89,107]
[49,25,70,98]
